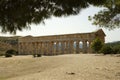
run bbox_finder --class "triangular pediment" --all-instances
[94,29,106,36]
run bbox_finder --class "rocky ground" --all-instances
[0,54,120,80]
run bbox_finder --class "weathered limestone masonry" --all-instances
[18,29,106,55]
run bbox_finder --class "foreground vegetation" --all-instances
[104,41,120,54]
[91,38,120,55]
[100,41,120,54]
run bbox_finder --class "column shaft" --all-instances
[69,41,74,53]
[76,41,79,53]
[83,41,87,53]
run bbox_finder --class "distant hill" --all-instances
[0,36,20,55]
[106,41,120,46]
[0,36,20,45]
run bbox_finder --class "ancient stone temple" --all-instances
[18,29,106,55]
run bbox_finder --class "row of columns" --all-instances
[18,40,92,55]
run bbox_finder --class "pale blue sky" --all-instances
[0,6,120,43]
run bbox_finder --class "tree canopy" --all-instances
[0,0,119,34]
[0,0,107,34]
[91,38,104,53]
[89,0,120,29]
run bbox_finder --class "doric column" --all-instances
[20,42,22,54]
[65,41,69,54]
[38,42,41,54]
[23,42,25,54]
[34,42,37,54]
[43,42,45,55]
[76,41,79,53]
[47,42,50,55]
[30,42,33,54]
[47,42,49,55]
[61,41,65,54]
[31,42,34,54]
[41,42,44,55]
[29,42,32,54]
[49,41,52,55]
[40,42,42,54]
[43,42,46,55]
[51,42,54,55]
[56,41,59,55]
[69,41,74,53]
[36,42,39,54]
[88,41,92,53]
[59,42,62,54]
[23,42,27,54]
[64,41,66,54]
[26,42,29,54]
[34,42,38,54]
[36,42,38,54]
[67,41,70,54]
[44,42,48,55]
[83,40,87,53]
[53,42,56,55]
[44,42,47,55]
[79,41,83,52]
[68,41,71,53]
[21,42,23,54]
[51,41,54,55]
[18,42,21,55]
[57,42,60,54]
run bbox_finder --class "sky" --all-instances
[0,6,120,43]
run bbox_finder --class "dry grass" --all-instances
[0,54,120,80]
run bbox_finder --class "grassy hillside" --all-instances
[106,41,120,47]
[0,36,19,44]
[102,41,120,54]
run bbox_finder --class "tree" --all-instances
[89,0,120,29]
[6,49,18,55]
[5,49,18,57]
[106,41,120,54]
[112,45,120,54]
[0,0,107,34]
[91,38,104,53]
[100,45,113,55]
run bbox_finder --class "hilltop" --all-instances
[106,41,120,46]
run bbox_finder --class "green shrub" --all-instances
[33,54,36,58]
[5,49,18,57]
[6,49,18,55]
[112,45,120,54]
[37,54,41,57]
[5,53,12,57]
[0,54,4,56]
[100,45,113,55]
[91,38,104,53]
[33,54,41,58]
